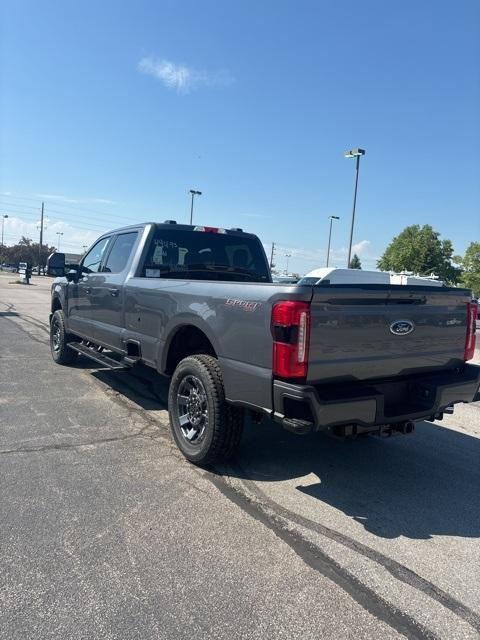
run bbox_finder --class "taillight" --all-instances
[464,302,477,361]
[272,301,310,378]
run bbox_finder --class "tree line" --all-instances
[0,236,57,269]
[377,225,479,297]
[347,226,478,297]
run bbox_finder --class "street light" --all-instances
[344,148,365,268]
[326,215,340,268]
[189,189,202,225]
[56,231,64,251]
[1,214,8,246]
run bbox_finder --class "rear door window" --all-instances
[102,232,138,273]
[141,228,270,282]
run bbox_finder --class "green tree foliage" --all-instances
[1,237,57,268]
[454,241,480,297]
[377,225,460,283]
[349,254,362,269]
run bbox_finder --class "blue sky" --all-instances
[1,0,479,273]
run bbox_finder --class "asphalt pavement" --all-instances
[1,273,479,640]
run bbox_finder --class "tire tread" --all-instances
[50,310,78,365]
[169,354,243,465]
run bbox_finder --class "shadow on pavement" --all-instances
[89,364,170,411]
[77,357,480,541]
[229,418,480,540]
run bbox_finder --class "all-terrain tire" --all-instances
[50,309,78,365]
[168,354,244,465]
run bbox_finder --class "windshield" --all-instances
[141,228,271,282]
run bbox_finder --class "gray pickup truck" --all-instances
[47,221,480,465]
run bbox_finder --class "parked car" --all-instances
[47,221,480,465]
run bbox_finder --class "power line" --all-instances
[0,201,117,230]
[0,207,110,233]
[0,193,139,224]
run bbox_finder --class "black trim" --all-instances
[273,365,480,431]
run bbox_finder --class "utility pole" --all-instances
[285,253,291,275]
[1,214,8,247]
[56,231,64,252]
[1,214,8,266]
[269,242,276,269]
[38,202,44,272]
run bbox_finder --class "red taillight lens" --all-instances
[272,301,310,378]
[464,302,477,361]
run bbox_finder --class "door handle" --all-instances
[84,287,91,294]
[109,288,119,297]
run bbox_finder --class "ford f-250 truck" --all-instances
[47,221,480,465]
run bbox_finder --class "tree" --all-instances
[454,241,480,297]
[349,254,362,269]
[377,225,460,283]
[2,239,57,268]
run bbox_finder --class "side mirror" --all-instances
[66,268,79,283]
[47,252,66,277]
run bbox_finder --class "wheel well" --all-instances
[166,326,216,374]
[52,297,62,313]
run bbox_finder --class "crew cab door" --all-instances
[67,236,111,337]
[89,230,140,350]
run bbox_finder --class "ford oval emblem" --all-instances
[390,319,415,336]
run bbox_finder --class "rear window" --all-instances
[141,228,270,282]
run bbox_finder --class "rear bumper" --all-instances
[273,364,480,434]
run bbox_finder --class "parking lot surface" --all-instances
[1,273,479,639]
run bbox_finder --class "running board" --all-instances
[67,342,127,369]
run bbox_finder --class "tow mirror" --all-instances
[66,268,79,283]
[46,252,66,277]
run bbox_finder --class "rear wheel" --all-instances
[168,355,244,465]
[50,310,78,365]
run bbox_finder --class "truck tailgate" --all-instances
[307,286,470,384]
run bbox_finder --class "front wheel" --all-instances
[168,355,244,465]
[50,310,78,365]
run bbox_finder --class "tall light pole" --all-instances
[56,231,64,251]
[326,215,339,267]
[1,214,8,247]
[344,148,365,268]
[285,253,291,275]
[189,189,202,225]
[37,202,45,272]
